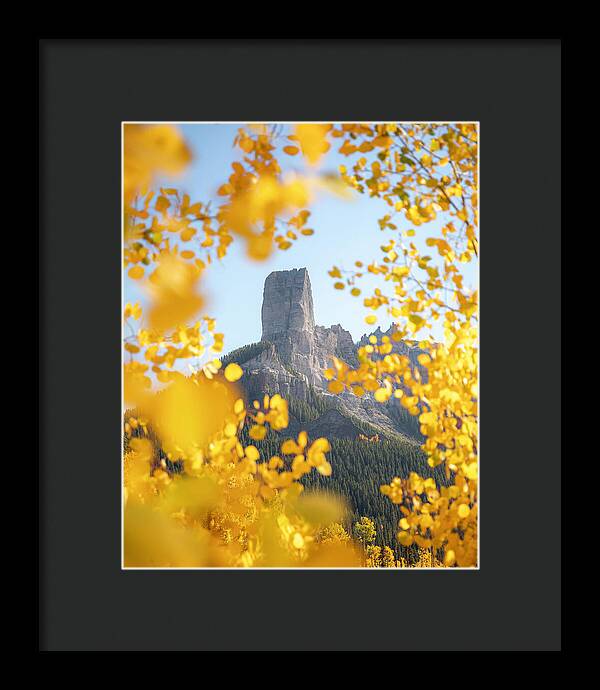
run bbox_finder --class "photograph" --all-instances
[122,122,479,569]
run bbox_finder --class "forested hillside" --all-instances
[220,341,271,368]
[237,422,446,561]
[125,403,444,562]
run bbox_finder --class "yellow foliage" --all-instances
[147,254,204,332]
[293,124,331,165]
[321,123,479,566]
[124,124,191,205]
[223,363,243,382]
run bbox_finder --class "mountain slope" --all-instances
[223,267,427,443]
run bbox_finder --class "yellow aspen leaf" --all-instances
[224,422,237,438]
[338,140,356,156]
[313,439,331,455]
[444,550,456,566]
[245,445,260,462]
[260,485,275,501]
[363,379,379,393]
[374,388,391,403]
[328,380,344,395]
[268,456,284,469]
[373,135,392,148]
[458,504,471,519]
[409,314,424,326]
[464,463,478,480]
[420,514,433,529]
[218,183,234,196]
[294,124,331,165]
[283,145,300,155]
[148,375,236,460]
[155,196,170,213]
[128,265,145,280]
[398,531,413,547]
[123,124,191,204]
[249,425,266,440]
[147,255,204,332]
[281,439,302,455]
[239,137,254,153]
[317,460,332,477]
[180,228,196,242]
[224,363,243,382]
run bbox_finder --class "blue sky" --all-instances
[125,123,477,354]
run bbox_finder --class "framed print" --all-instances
[39,39,561,651]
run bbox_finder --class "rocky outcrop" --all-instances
[357,325,427,375]
[228,268,425,442]
[261,268,315,339]
[258,267,358,388]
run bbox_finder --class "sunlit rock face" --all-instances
[261,268,315,339]
[260,268,356,388]
[232,268,425,441]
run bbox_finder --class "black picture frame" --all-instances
[39,38,562,651]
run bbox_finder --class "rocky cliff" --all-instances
[223,268,426,442]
